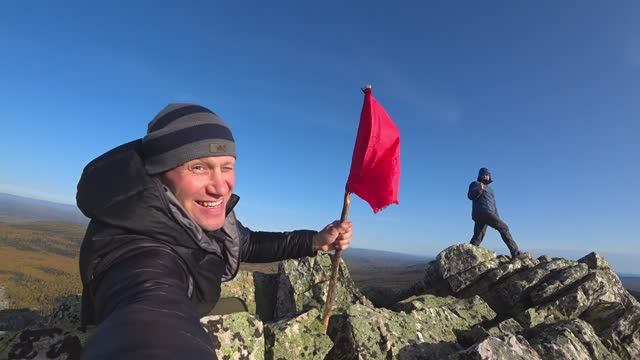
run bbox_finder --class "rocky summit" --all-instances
[1,245,639,359]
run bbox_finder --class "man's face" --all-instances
[482,174,491,182]
[160,156,236,231]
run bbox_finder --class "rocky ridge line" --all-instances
[1,244,639,359]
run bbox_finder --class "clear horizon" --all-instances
[1,3,638,271]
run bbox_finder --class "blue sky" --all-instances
[1,2,638,271]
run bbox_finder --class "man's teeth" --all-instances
[197,200,223,208]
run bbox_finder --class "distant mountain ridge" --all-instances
[0,192,87,224]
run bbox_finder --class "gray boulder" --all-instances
[453,335,542,360]
[412,244,640,359]
[220,270,279,321]
[327,294,496,359]
[275,253,371,319]
[526,319,622,360]
[200,312,265,360]
[0,327,86,360]
[0,295,90,360]
[264,308,332,359]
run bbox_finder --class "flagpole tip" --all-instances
[362,84,372,93]
[364,84,372,89]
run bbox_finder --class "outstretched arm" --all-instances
[239,219,353,263]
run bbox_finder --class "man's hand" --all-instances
[312,221,353,252]
[479,182,485,190]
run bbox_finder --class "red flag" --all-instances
[346,87,400,213]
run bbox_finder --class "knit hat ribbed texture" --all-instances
[141,103,236,174]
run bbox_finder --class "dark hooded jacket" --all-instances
[467,167,498,219]
[77,139,317,329]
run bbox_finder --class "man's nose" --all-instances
[206,169,228,194]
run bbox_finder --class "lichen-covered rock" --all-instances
[47,295,82,329]
[520,267,632,331]
[0,294,92,360]
[578,252,611,270]
[481,258,575,317]
[420,261,453,297]
[0,309,44,332]
[446,257,505,293]
[0,287,9,311]
[526,319,621,360]
[579,269,637,331]
[459,255,538,298]
[412,245,640,359]
[391,294,496,327]
[264,308,332,359]
[420,244,498,298]
[201,312,264,360]
[421,245,541,298]
[327,304,456,359]
[220,270,256,311]
[275,253,371,318]
[529,263,589,304]
[487,318,524,337]
[436,244,497,280]
[596,301,640,360]
[453,335,542,360]
[516,307,556,329]
[452,318,523,349]
[0,327,87,360]
[328,294,496,360]
[220,270,278,320]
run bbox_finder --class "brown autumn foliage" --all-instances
[0,220,84,257]
[0,221,84,312]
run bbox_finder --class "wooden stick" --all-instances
[322,191,351,333]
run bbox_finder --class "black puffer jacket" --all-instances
[467,167,498,219]
[76,140,316,359]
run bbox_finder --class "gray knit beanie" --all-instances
[140,103,236,175]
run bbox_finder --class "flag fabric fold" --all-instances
[345,87,400,213]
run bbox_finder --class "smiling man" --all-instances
[76,103,352,359]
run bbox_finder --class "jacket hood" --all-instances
[477,167,493,184]
[76,139,237,253]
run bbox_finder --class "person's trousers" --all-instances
[470,212,520,257]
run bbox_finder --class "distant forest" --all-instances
[0,217,638,313]
[0,220,84,311]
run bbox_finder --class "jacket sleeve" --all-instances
[467,181,483,200]
[237,218,317,263]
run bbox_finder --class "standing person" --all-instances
[467,167,521,258]
[76,103,353,359]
